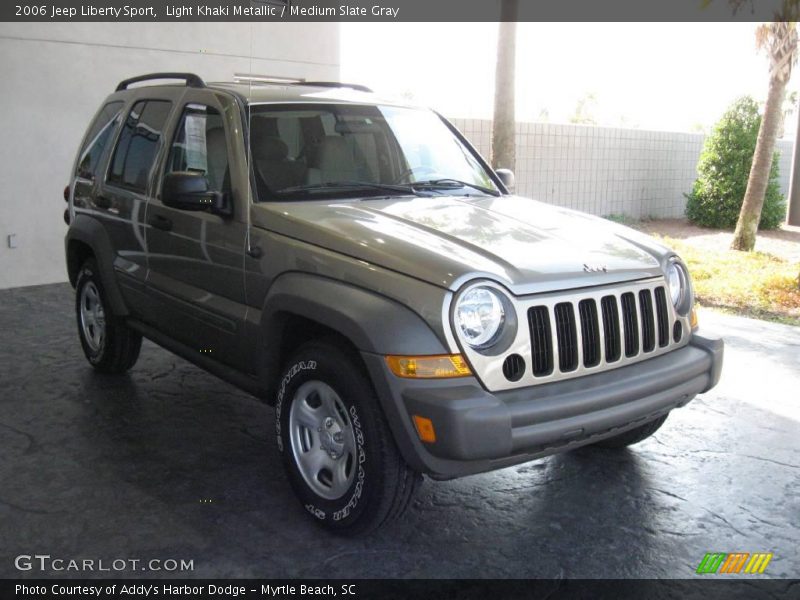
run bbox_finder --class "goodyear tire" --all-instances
[276,340,421,535]
[592,415,668,449]
[75,258,141,374]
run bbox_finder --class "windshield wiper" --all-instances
[278,181,427,197]
[411,179,501,197]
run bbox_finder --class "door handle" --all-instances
[148,214,172,231]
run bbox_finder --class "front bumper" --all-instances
[363,330,723,479]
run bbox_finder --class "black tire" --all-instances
[592,415,668,449]
[275,340,421,535]
[75,258,141,374]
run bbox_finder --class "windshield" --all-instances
[248,103,500,201]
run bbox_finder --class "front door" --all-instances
[144,94,249,371]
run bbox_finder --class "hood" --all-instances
[252,195,672,294]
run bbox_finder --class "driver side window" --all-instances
[166,104,230,194]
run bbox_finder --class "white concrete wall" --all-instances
[0,23,340,289]
[452,118,794,220]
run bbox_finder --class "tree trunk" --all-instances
[788,92,800,226]
[731,75,786,250]
[491,0,518,171]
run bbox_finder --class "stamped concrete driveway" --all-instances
[0,283,797,579]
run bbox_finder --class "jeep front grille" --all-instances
[531,283,681,385]
[455,277,692,392]
[529,285,672,379]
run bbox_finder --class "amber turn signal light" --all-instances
[412,415,436,443]
[385,354,472,379]
[690,307,699,330]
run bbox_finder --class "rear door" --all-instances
[71,100,125,216]
[95,96,175,316]
[144,89,249,371]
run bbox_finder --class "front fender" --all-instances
[259,272,448,356]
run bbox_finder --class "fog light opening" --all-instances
[502,353,525,382]
[673,321,683,343]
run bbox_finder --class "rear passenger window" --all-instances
[76,101,123,180]
[108,100,172,193]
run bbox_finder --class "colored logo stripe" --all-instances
[745,553,773,574]
[696,552,773,574]
[696,553,727,574]
[720,553,749,573]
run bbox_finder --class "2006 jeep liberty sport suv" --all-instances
[64,73,724,534]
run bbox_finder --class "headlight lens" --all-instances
[667,262,687,308]
[455,286,505,348]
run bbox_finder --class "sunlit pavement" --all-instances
[1,285,797,578]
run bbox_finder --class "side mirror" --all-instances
[495,168,515,192]
[162,171,231,216]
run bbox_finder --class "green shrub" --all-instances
[685,96,786,230]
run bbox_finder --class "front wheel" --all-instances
[275,340,421,535]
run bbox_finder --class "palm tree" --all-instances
[731,21,798,251]
[491,0,518,171]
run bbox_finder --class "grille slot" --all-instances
[639,289,656,353]
[578,299,601,367]
[654,286,669,348]
[554,302,578,372]
[528,306,554,376]
[600,295,621,362]
[620,292,639,357]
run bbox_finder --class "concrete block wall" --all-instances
[452,118,794,219]
[0,23,340,289]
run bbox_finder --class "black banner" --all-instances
[1,0,796,23]
[2,579,799,600]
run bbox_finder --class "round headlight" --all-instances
[667,262,687,308]
[455,286,505,348]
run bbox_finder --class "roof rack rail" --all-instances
[116,72,205,92]
[300,81,373,93]
[233,73,304,84]
[229,74,372,93]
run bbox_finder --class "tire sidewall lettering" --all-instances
[332,405,366,522]
[304,504,326,520]
[275,360,317,453]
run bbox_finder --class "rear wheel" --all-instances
[75,258,141,374]
[592,415,668,449]
[276,340,421,535]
